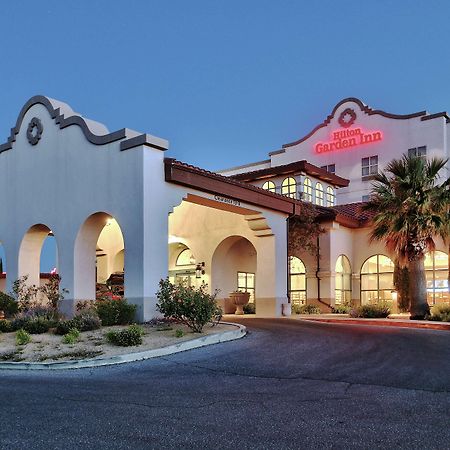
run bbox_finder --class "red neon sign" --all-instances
[315,127,383,154]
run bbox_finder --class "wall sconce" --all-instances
[391,290,398,301]
[196,262,205,278]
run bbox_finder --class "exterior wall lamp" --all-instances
[196,262,205,278]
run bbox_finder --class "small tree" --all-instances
[10,276,39,311]
[39,274,69,310]
[288,202,325,256]
[156,279,221,333]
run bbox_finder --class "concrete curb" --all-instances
[0,322,246,371]
[299,317,450,331]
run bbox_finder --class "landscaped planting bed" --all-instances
[0,321,232,363]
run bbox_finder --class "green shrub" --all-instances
[106,324,144,347]
[298,304,322,315]
[0,292,19,317]
[22,317,52,334]
[174,328,184,338]
[0,320,13,333]
[243,303,256,314]
[156,279,221,333]
[349,303,391,318]
[62,328,80,344]
[16,329,31,346]
[291,304,302,314]
[55,312,101,335]
[429,304,450,322]
[96,299,136,326]
[332,304,350,314]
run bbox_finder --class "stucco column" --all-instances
[254,223,288,317]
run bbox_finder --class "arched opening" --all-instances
[424,251,449,305]
[74,213,125,302]
[281,177,297,199]
[303,178,312,202]
[315,182,324,206]
[211,236,257,312]
[262,180,276,193]
[0,242,6,293]
[289,256,306,306]
[168,243,200,287]
[18,224,58,289]
[360,254,395,305]
[326,186,335,206]
[335,255,351,305]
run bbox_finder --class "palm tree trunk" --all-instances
[408,257,430,319]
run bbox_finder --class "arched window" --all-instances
[289,256,306,306]
[176,248,195,266]
[262,180,276,193]
[335,255,351,305]
[315,182,324,206]
[360,255,395,304]
[326,187,335,206]
[424,251,449,305]
[303,178,312,202]
[281,177,297,199]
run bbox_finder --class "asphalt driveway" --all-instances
[0,318,449,449]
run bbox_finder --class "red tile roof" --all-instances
[332,202,374,224]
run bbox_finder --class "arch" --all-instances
[281,177,297,199]
[424,251,449,305]
[303,178,312,202]
[113,249,125,273]
[335,255,351,305]
[315,182,324,206]
[289,256,306,306]
[18,224,57,288]
[262,180,276,193]
[74,212,125,301]
[176,248,196,266]
[211,236,257,308]
[326,186,335,206]
[360,254,394,304]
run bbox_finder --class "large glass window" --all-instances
[360,254,395,304]
[335,255,352,305]
[281,177,297,199]
[326,186,335,206]
[315,182,324,206]
[424,251,449,305]
[303,178,312,202]
[289,256,306,306]
[262,180,276,193]
[362,156,378,177]
[237,271,255,303]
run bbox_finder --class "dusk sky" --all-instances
[1,0,450,271]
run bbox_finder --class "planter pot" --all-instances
[282,303,291,316]
[229,292,250,315]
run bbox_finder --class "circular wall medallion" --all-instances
[27,117,43,145]
[338,108,357,128]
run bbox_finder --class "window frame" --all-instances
[237,271,255,304]
[326,186,335,206]
[361,155,378,179]
[315,182,324,206]
[281,177,297,199]
[262,180,276,193]
[360,254,395,304]
[288,256,307,306]
[303,177,312,202]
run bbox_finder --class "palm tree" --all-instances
[362,155,449,319]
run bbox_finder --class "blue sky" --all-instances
[1,0,450,272]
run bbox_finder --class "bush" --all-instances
[62,328,80,344]
[106,324,144,347]
[429,304,450,322]
[0,320,13,333]
[349,303,391,318]
[22,317,52,334]
[55,312,102,335]
[174,328,184,338]
[243,303,255,314]
[297,304,321,315]
[96,299,136,326]
[332,304,350,314]
[0,292,19,317]
[291,304,302,314]
[16,329,31,346]
[156,279,222,333]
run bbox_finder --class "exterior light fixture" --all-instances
[196,262,205,279]
[391,290,398,301]
[106,218,113,226]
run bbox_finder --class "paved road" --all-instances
[0,318,449,449]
